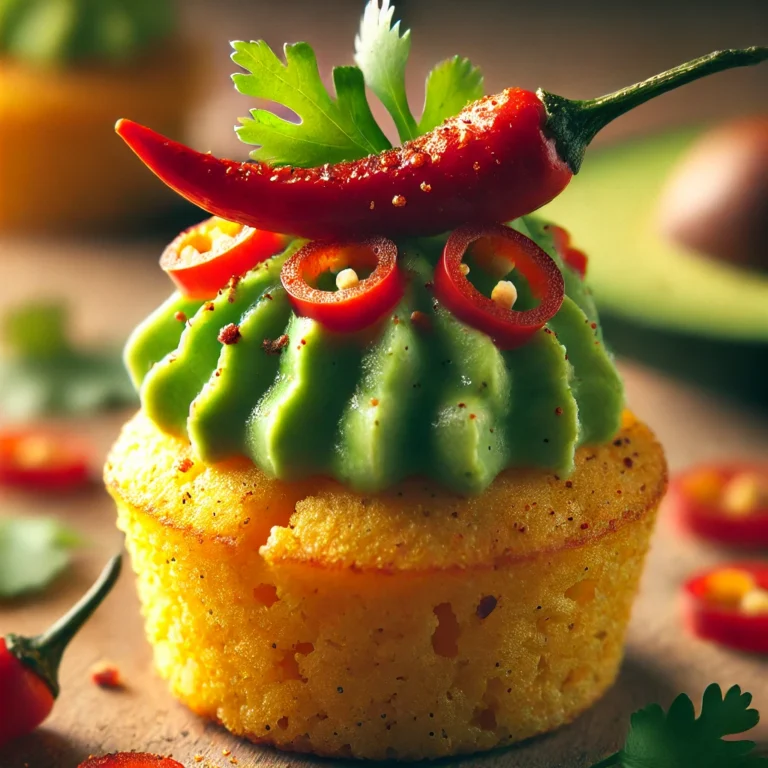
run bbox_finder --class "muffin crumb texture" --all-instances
[107,411,665,760]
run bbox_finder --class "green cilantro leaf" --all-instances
[0,303,136,420]
[0,517,81,599]
[592,684,768,768]
[232,40,391,167]
[418,55,484,133]
[354,0,419,143]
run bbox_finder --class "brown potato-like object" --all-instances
[658,116,768,270]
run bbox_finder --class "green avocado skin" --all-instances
[125,217,624,495]
[0,0,174,64]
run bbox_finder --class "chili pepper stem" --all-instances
[539,46,768,173]
[5,554,122,698]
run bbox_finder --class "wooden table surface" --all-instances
[1,2,767,765]
[1,233,767,768]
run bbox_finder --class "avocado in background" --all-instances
[541,127,768,407]
[542,127,768,343]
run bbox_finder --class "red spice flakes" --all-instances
[204,301,215,312]
[555,406,563,416]
[591,322,597,330]
[370,398,380,407]
[623,457,634,469]
[613,438,623,447]
[469,413,477,420]
[580,523,590,530]
[90,661,123,689]
[174,311,187,323]
[262,334,289,355]
[476,595,498,619]
[565,480,573,488]
[410,310,432,332]
[175,457,194,473]
[457,403,467,409]
[218,323,242,345]
[226,275,241,303]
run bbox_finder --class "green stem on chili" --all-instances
[5,554,122,697]
[540,46,768,173]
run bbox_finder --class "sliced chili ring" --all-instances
[160,216,288,299]
[0,429,89,491]
[671,463,768,548]
[78,754,184,768]
[683,563,768,655]
[546,224,588,279]
[280,237,403,333]
[434,224,565,349]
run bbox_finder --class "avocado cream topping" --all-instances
[125,216,624,495]
[0,0,175,65]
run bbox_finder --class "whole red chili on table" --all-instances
[0,554,122,746]
[117,48,766,240]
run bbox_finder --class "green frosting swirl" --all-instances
[0,0,175,64]
[125,217,624,495]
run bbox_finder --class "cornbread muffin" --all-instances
[106,410,665,760]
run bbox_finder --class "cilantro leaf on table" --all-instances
[0,302,136,420]
[418,55,484,133]
[593,684,767,768]
[354,0,419,142]
[0,517,81,599]
[232,40,391,167]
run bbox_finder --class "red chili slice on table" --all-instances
[670,463,768,548]
[78,754,183,768]
[280,237,403,333]
[161,216,287,299]
[434,224,565,350]
[683,563,768,655]
[546,224,588,279]
[0,430,89,491]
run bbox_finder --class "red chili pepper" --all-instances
[683,564,768,655]
[78,754,184,768]
[671,464,768,548]
[433,224,564,349]
[116,49,766,240]
[546,224,588,279]
[160,216,287,299]
[280,236,403,332]
[0,429,89,491]
[0,555,122,747]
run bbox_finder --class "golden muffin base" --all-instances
[0,43,199,232]
[106,411,666,761]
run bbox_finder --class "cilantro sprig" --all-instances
[233,0,484,167]
[233,41,391,166]
[592,684,767,768]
